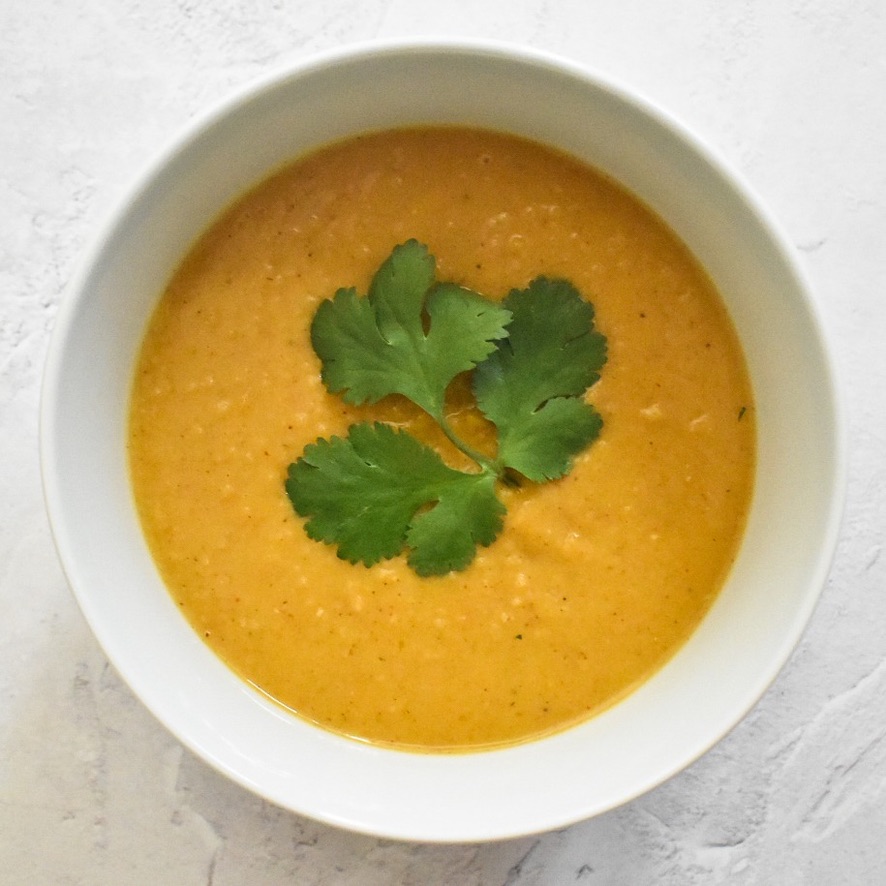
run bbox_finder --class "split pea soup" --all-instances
[128,126,755,751]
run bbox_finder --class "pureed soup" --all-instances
[128,127,755,751]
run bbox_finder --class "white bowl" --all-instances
[40,39,844,842]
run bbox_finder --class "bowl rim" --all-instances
[40,36,846,842]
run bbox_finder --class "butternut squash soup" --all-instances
[128,127,755,751]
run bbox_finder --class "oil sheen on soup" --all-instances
[129,127,756,751]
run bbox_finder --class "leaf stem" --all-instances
[435,412,499,475]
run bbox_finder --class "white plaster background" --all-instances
[2,1,884,883]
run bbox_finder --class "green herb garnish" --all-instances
[285,240,607,576]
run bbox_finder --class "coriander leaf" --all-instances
[285,422,504,576]
[406,469,503,576]
[288,248,609,577]
[489,396,603,482]
[473,277,607,481]
[310,240,512,420]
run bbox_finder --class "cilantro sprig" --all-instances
[285,240,607,576]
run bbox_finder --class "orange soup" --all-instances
[128,127,755,751]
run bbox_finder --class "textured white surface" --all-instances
[1,1,883,883]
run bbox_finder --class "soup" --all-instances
[128,127,755,751]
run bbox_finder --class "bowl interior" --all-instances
[41,41,843,842]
